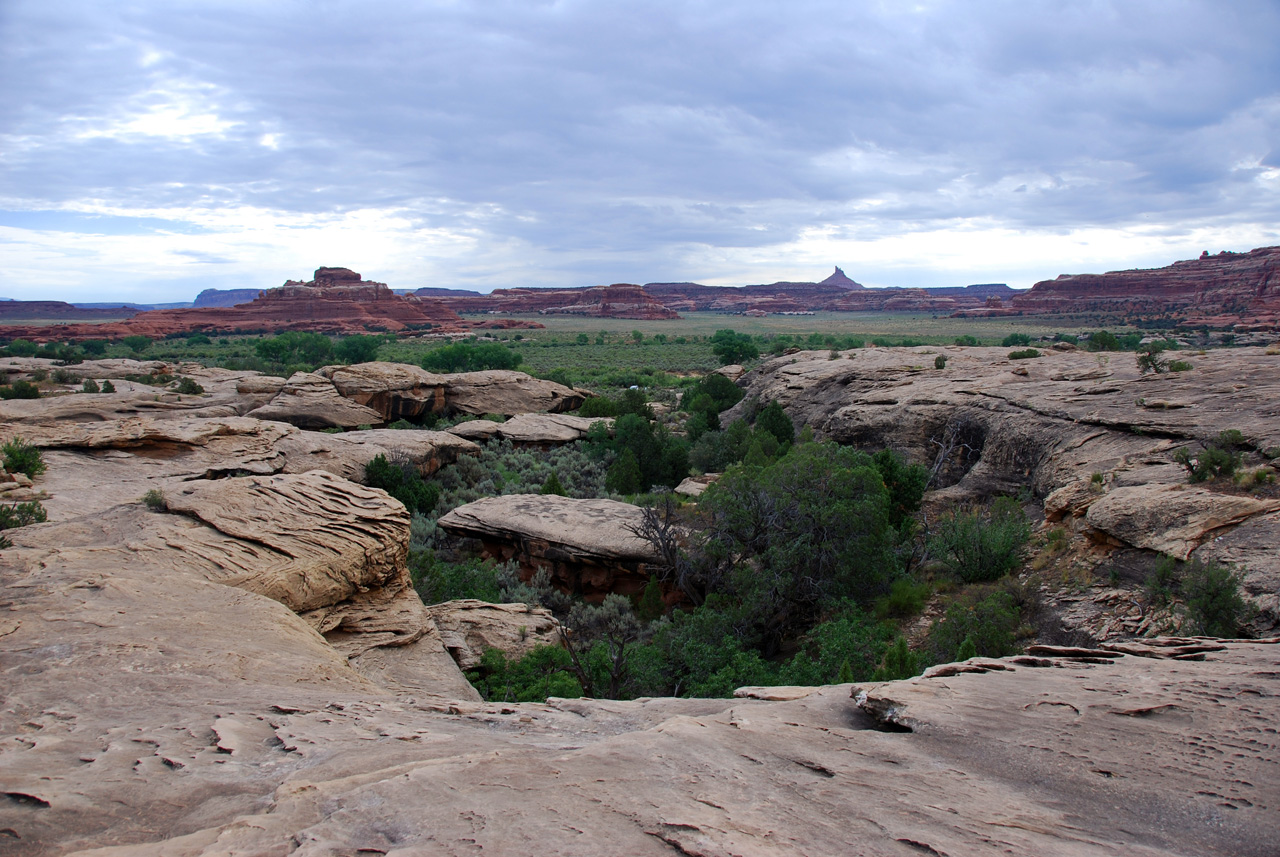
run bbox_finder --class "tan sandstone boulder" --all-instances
[245,371,386,429]
[438,494,662,600]
[443,369,585,415]
[446,412,612,445]
[425,599,562,669]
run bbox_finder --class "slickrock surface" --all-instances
[438,494,662,600]
[0,416,478,521]
[729,345,1280,632]
[2,621,1273,855]
[320,361,447,421]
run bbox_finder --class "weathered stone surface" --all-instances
[0,417,478,521]
[443,370,586,416]
[1084,484,1280,559]
[446,412,611,445]
[674,473,720,497]
[425,599,562,669]
[1010,245,1280,329]
[438,494,661,600]
[320,361,448,420]
[3,632,1273,856]
[245,371,386,429]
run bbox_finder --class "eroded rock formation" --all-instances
[0,267,470,341]
[729,345,1280,634]
[438,494,663,601]
[1005,245,1280,329]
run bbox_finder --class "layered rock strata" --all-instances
[1006,245,1280,329]
[437,494,663,601]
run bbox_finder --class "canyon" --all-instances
[0,349,1276,854]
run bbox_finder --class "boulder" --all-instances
[425,599,562,669]
[245,371,386,429]
[443,370,586,416]
[1084,484,1280,559]
[437,494,662,600]
[446,412,612,445]
[674,473,720,497]
[321,361,448,421]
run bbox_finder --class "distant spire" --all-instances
[818,266,863,289]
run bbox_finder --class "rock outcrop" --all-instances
[0,267,469,341]
[437,494,663,601]
[1007,245,1280,329]
[729,345,1280,633]
[440,369,586,416]
[435,283,680,319]
[445,412,611,445]
[425,599,562,669]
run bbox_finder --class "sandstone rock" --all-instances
[425,599,562,669]
[3,630,1272,855]
[437,494,662,601]
[321,361,447,421]
[1084,484,1280,559]
[443,370,586,416]
[446,412,611,445]
[245,371,386,429]
[713,363,745,381]
[0,417,478,522]
[674,473,720,497]
[0,266,467,341]
[1012,245,1280,329]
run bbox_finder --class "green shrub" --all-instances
[1182,558,1250,637]
[754,400,794,446]
[52,368,76,384]
[255,331,334,368]
[1001,333,1032,347]
[709,329,758,365]
[141,489,167,511]
[928,497,1030,583]
[0,381,41,400]
[7,339,38,357]
[185,333,212,345]
[934,354,948,369]
[82,339,108,356]
[335,334,383,364]
[926,589,1022,662]
[467,645,582,703]
[578,396,618,418]
[2,438,46,478]
[871,636,922,680]
[953,335,978,347]
[364,454,440,514]
[81,378,100,393]
[421,342,521,373]
[121,334,152,354]
[1174,430,1245,482]
[874,577,931,620]
[1007,348,1040,360]
[0,501,47,530]
[1168,359,1193,372]
[175,377,204,395]
[541,471,567,496]
[410,552,506,603]
[1136,342,1169,374]
[100,380,116,393]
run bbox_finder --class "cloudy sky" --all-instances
[2,0,1278,303]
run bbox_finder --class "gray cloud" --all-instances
[1,0,1278,298]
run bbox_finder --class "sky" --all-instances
[2,0,1279,303]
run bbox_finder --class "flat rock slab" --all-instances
[442,369,585,416]
[246,371,386,429]
[2,641,1273,856]
[438,494,659,562]
[446,412,612,444]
